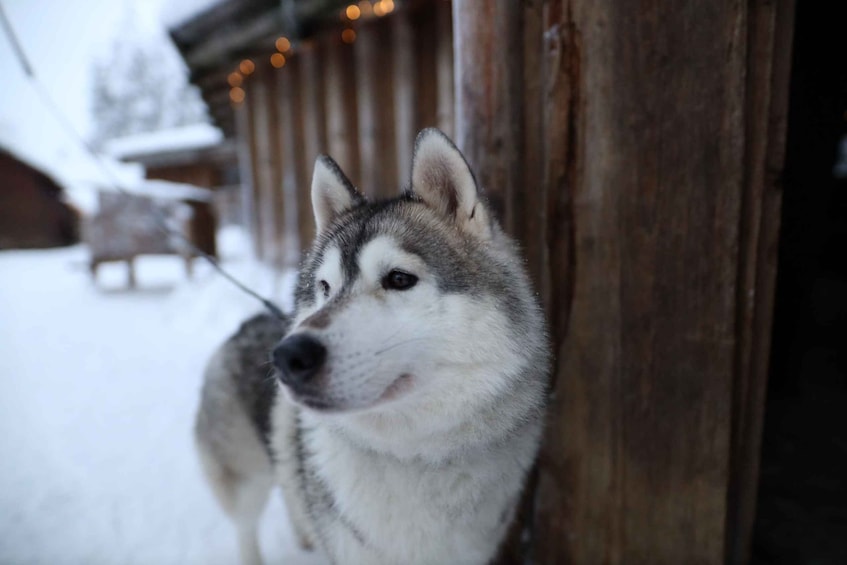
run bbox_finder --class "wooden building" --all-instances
[0,148,80,250]
[169,1,835,563]
[106,124,244,256]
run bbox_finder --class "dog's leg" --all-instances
[196,434,273,565]
[233,476,274,565]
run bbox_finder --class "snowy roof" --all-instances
[99,178,213,203]
[103,123,224,161]
[0,138,144,215]
[0,139,211,216]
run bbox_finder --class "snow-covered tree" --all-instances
[90,13,208,147]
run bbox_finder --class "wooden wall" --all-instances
[0,152,80,249]
[235,0,453,265]
[454,1,795,564]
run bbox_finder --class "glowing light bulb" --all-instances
[227,72,243,87]
[341,28,357,44]
[230,87,246,104]
[239,59,255,75]
[346,4,361,20]
[275,37,291,52]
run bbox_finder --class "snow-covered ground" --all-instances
[0,229,326,565]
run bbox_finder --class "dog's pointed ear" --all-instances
[311,155,364,234]
[410,128,491,239]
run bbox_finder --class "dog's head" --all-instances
[271,129,541,417]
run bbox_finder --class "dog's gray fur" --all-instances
[195,129,550,565]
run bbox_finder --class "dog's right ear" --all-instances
[311,155,364,234]
[410,128,492,239]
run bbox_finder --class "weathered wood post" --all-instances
[452,0,795,563]
[453,1,523,235]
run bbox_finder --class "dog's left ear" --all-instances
[311,155,365,234]
[410,128,491,239]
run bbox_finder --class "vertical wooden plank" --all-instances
[435,0,454,137]
[453,0,522,233]
[301,43,328,166]
[393,2,440,182]
[324,33,361,185]
[413,2,439,133]
[277,55,311,258]
[298,43,327,251]
[263,62,287,268]
[355,20,397,198]
[392,9,416,185]
[519,0,551,301]
[527,0,795,562]
[528,4,580,561]
[248,64,278,264]
[491,4,550,563]
[233,96,259,257]
[725,1,795,563]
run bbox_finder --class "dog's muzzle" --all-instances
[272,333,327,389]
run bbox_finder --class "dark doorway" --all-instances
[752,2,847,563]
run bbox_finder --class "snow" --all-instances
[103,124,224,161]
[0,227,327,565]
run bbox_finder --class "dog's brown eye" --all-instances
[383,270,418,291]
[318,280,330,297]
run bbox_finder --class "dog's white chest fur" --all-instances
[288,411,540,565]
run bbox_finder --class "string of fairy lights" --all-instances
[227,0,398,105]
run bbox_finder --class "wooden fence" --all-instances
[228,0,796,562]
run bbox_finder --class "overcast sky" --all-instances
[0,0,170,170]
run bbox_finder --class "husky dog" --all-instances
[195,129,550,565]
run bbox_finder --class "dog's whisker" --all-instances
[263,367,278,384]
[374,337,431,356]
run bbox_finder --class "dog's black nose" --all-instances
[272,334,327,387]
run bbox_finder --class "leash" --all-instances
[0,3,286,321]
